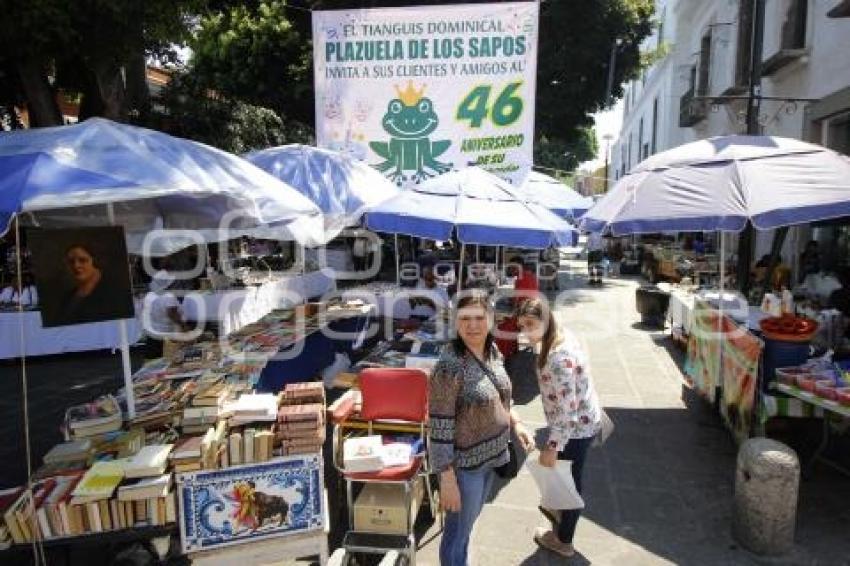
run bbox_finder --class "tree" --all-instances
[189,1,314,125]
[154,72,313,154]
[0,0,202,127]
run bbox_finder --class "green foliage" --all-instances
[189,1,313,124]
[534,127,598,174]
[154,72,313,153]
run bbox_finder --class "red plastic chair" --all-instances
[332,368,438,561]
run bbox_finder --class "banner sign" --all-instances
[313,1,539,187]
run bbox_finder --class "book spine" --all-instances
[165,492,176,524]
[134,500,147,526]
[98,499,111,531]
[229,432,242,465]
[86,502,102,533]
[244,429,255,464]
[110,499,121,530]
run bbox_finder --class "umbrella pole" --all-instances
[394,234,400,286]
[108,203,136,420]
[718,231,725,403]
[458,243,465,294]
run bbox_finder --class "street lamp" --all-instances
[602,133,614,193]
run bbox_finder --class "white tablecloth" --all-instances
[0,310,143,359]
[181,271,336,335]
[664,287,765,334]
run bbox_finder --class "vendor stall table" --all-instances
[771,383,850,476]
[0,310,143,359]
[182,271,335,335]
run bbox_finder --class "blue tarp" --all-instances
[0,118,321,252]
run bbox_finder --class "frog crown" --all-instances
[394,81,426,106]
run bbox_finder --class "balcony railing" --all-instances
[679,89,707,127]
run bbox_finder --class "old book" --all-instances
[277,403,324,424]
[8,478,57,542]
[118,474,171,501]
[86,502,101,533]
[228,432,242,465]
[243,429,255,464]
[280,382,325,405]
[164,492,176,524]
[98,499,112,531]
[43,439,92,465]
[71,460,125,503]
[35,473,81,539]
[254,431,273,462]
[134,500,147,526]
[172,461,202,473]
[124,445,173,479]
[170,436,203,461]
[0,487,24,543]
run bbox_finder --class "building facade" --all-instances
[609,0,850,272]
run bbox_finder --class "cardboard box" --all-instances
[353,478,424,535]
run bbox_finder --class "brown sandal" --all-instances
[534,527,576,558]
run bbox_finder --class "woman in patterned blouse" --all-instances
[430,289,532,566]
[517,297,602,558]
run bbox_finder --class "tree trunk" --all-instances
[16,57,62,127]
[79,59,127,123]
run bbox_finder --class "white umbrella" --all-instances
[580,135,850,235]
[244,144,400,245]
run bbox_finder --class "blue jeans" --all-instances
[439,466,495,566]
[557,436,594,544]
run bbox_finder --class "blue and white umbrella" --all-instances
[580,135,850,235]
[517,171,594,219]
[244,144,399,244]
[366,167,577,248]
[0,118,322,254]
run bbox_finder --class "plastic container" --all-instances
[775,367,807,386]
[814,380,838,401]
[796,374,819,392]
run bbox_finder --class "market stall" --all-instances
[0,309,143,359]
[581,134,850,447]
[181,270,336,335]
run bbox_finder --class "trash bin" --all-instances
[635,285,671,328]
[733,438,799,556]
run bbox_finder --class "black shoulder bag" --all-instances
[470,353,519,479]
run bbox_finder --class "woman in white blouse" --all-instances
[516,297,601,558]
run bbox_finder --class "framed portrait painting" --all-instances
[28,226,134,327]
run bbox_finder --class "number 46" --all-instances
[456,82,524,128]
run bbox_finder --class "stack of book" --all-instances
[279,382,325,406]
[67,459,126,535]
[181,405,222,434]
[277,404,324,456]
[168,435,204,473]
[64,395,123,439]
[224,393,278,426]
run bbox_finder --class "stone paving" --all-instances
[411,260,850,566]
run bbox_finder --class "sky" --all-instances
[579,98,624,173]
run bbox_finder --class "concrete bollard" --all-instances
[732,438,799,555]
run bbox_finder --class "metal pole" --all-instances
[108,203,135,420]
[394,234,400,286]
[737,0,766,296]
[718,232,725,397]
[458,243,465,295]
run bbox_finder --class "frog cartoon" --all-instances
[370,81,452,185]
